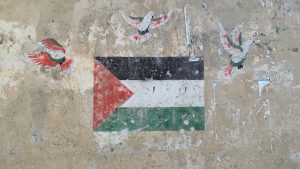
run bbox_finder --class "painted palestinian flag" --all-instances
[94,57,204,131]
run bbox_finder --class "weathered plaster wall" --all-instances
[0,0,300,168]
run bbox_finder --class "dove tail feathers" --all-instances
[130,33,151,43]
[60,58,73,71]
[28,54,37,59]
[28,54,39,64]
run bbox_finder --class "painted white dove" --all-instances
[219,23,254,76]
[119,10,173,43]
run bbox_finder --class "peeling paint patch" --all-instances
[253,64,269,72]
[271,63,294,88]
[0,20,36,98]
[142,134,203,151]
[94,129,130,149]
[87,22,101,49]
[113,23,127,47]
[47,57,93,94]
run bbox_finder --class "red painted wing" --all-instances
[230,24,243,45]
[28,52,58,67]
[149,11,172,29]
[219,23,241,56]
[40,38,65,53]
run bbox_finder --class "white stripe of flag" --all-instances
[121,80,204,107]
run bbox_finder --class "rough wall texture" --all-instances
[0,0,300,168]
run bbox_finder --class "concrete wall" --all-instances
[0,0,300,168]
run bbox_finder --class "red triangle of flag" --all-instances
[93,60,133,129]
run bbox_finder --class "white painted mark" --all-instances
[184,120,189,125]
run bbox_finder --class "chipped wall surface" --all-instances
[0,0,300,168]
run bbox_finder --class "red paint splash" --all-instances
[226,42,232,48]
[134,35,141,41]
[156,20,161,25]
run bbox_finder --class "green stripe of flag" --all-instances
[95,107,205,131]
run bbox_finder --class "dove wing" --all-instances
[119,10,142,28]
[230,23,243,46]
[149,11,172,29]
[38,38,66,60]
[28,52,58,67]
[219,23,241,56]
[39,38,65,53]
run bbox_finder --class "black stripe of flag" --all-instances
[95,57,204,80]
